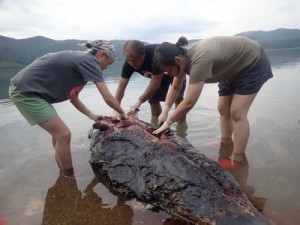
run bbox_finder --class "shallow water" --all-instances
[0,49,300,225]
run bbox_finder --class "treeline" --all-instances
[1,28,300,69]
[235,28,300,49]
[0,36,126,68]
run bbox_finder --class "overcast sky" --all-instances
[1,0,300,43]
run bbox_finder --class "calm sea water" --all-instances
[0,49,300,225]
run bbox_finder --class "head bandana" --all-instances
[80,40,116,61]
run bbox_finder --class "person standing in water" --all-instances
[152,36,273,168]
[114,40,186,125]
[9,40,127,178]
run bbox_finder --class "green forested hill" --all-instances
[235,28,300,49]
[1,28,300,69]
[0,36,126,68]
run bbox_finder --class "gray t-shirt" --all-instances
[11,51,104,103]
[186,36,261,84]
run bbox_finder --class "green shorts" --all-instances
[9,83,57,126]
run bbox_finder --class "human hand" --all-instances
[158,105,170,125]
[88,112,103,122]
[119,113,128,120]
[130,100,142,112]
[152,119,173,135]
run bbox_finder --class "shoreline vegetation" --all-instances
[1,47,300,68]
[1,28,300,71]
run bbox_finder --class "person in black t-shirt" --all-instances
[114,40,186,125]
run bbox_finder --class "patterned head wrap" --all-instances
[80,40,116,61]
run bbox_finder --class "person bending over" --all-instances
[9,40,127,178]
[152,36,273,168]
[114,40,186,125]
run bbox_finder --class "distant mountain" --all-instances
[234,28,300,49]
[0,36,127,68]
[0,28,300,69]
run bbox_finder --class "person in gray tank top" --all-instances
[9,40,127,179]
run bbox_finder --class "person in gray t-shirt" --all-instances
[9,40,127,179]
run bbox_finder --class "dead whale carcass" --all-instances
[89,113,269,225]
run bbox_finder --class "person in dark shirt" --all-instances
[114,40,186,125]
[9,40,127,179]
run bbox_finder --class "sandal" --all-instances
[219,151,248,169]
[219,158,243,169]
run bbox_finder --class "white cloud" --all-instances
[0,0,299,43]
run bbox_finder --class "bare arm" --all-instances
[70,94,94,117]
[94,81,125,114]
[139,74,163,103]
[168,81,205,123]
[115,77,129,104]
[165,74,185,108]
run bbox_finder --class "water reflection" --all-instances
[218,142,267,212]
[266,48,300,67]
[0,48,300,225]
[42,175,134,225]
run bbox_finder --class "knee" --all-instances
[230,110,244,122]
[218,103,230,117]
[63,130,71,142]
[56,130,71,143]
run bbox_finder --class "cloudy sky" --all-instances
[0,0,299,43]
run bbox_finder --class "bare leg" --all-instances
[230,93,257,160]
[218,95,233,145]
[150,102,162,125]
[39,116,73,171]
[150,102,162,117]
[51,137,56,148]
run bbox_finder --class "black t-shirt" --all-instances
[121,44,159,79]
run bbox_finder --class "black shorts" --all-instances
[218,48,273,96]
[148,74,186,104]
